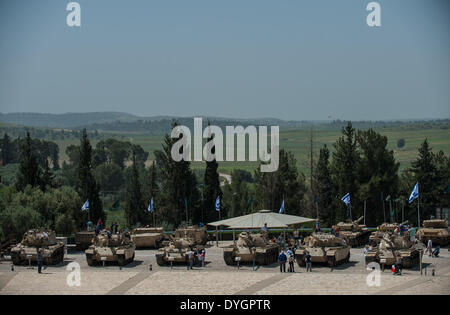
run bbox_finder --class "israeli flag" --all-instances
[81,199,89,211]
[148,198,154,213]
[341,193,350,206]
[408,182,419,204]
[215,196,220,211]
[279,200,285,214]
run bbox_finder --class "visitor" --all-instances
[201,250,206,267]
[432,245,440,258]
[278,251,287,273]
[363,245,370,267]
[186,249,194,270]
[262,223,268,233]
[426,239,433,257]
[409,227,416,243]
[293,229,299,248]
[393,254,402,275]
[305,251,312,272]
[87,220,93,231]
[36,249,43,274]
[287,248,295,272]
[330,225,336,236]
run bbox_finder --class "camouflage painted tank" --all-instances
[75,231,95,250]
[10,229,65,265]
[155,235,204,266]
[223,232,279,266]
[295,233,350,267]
[175,226,208,245]
[365,233,421,268]
[417,219,450,246]
[131,227,165,248]
[369,221,408,246]
[85,230,135,266]
[336,216,370,247]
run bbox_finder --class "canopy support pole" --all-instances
[233,229,236,243]
[216,226,219,247]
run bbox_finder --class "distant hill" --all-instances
[1,112,448,136]
[0,112,141,128]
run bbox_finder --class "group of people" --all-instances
[186,249,206,270]
[278,248,312,273]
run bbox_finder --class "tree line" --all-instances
[0,121,449,242]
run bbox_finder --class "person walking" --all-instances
[305,251,312,272]
[287,248,295,272]
[36,249,43,274]
[201,250,206,267]
[363,245,370,267]
[186,249,194,270]
[278,251,287,273]
[426,239,433,257]
[293,229,299,248]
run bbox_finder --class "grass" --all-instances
[55,125,449,176]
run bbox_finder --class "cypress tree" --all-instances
[16,131,40,191]
[125,152,146,227]
[1,133,12,166]
[314,145,334,225]
[202,130,222,223]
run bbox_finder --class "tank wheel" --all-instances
[296,255,305,267]
[126,253,135,265]
[223,251,235,266]
[11,252,22,265]
[50,247,64,265]
[156,254,165,266]
[327,256,336,267]
[86,254,95,266]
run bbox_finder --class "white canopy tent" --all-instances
[208,210,316,245]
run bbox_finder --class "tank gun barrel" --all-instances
[354,216,364,224]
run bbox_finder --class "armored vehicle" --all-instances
[417,219,450,246]
[336,216,370,247]
[295,233,350,267]
[131,227,165,248]
[365,233,421,268]
[75,231,95,250]
[369,221,408,246]
[10,229,65,265]
[175,226,208,245]
[223,231,279,266]
[85,230,135,266]
[155,236,204,266]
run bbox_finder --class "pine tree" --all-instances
[410,139,438,221]
[202,130,222,224]
[40,159,55,192]
[330,122,360,223]
[313,145,334,225]
[125,152,146,227]
[77,129,104,223]
[155,122,201,227]
[1,133,12,166]
[16,131,40,191]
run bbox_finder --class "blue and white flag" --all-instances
[81,199,89,211]
[215,196,220,211]
[148,198,154,213]
[279,199,285,214]
[341,193,350,206]
[409,182,419,204]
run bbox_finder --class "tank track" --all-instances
[223,251,236,265]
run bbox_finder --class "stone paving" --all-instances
[0,241,449,295]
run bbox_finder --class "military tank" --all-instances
[75,231,95,250]
[295,233,350,267]
[223,231,279,266]
[369,221,409,246]
[336,216,370,247]
[365,232,421,268]
[10,229,65,265]
[155,235,204,266]
[417,219,450,246]
[131,227,165,248]
[85,230,135,266]
[175,226,208,245]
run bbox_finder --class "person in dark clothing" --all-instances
[36,249,43,274]
[288,248,295,272]
[305,251,312,272]
[278,251,287,273]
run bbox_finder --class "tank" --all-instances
[336,216,371,247]
[223,231,279,266]
[131,227,165,248]
[365,233,421,268]
[10,229,65,265]
[175,226,208,245]
[417,219,450,246]
[295,233,350,267]
[75,231,95,250]
[369,221,408,246]
[155,235,204,266]
[85,230,135,266]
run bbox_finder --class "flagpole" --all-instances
[417,193,420,228]
[363,200,366,226]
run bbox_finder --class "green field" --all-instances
[53,125,450,176]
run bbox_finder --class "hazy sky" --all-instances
[0,0,449,120]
